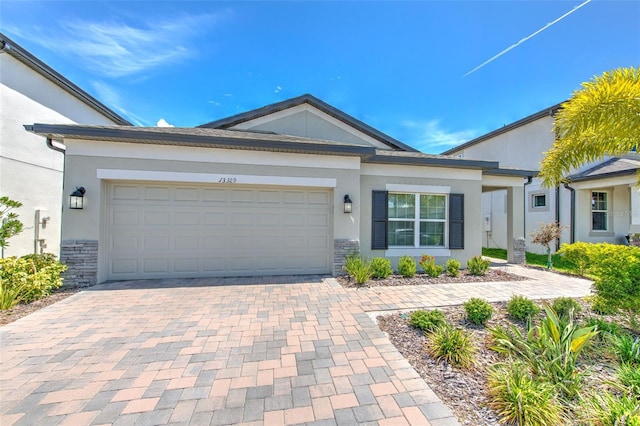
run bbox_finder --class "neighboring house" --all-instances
[27,94,533,286]
[443,105,640,254]
[0,32,131,258]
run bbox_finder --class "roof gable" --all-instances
[568,155,640,182]
[198,94,417,152]
[0,32,131,125]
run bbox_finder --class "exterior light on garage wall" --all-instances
[69,187,86,209]
[343,194,353,214]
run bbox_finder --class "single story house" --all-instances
[27,95,533,286]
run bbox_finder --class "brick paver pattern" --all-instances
[0,264,592,425]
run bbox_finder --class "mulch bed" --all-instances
[336,269,527,288]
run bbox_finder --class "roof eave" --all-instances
[483,168,538,177]
[363,154,499,170]
[1,32,132,126]
[567,168,639,183]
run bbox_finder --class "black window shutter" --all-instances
[371,190,388,250]
[449,193,464,249]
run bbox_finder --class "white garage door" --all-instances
[106,182,332,280]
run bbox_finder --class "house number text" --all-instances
[218,177,238,183]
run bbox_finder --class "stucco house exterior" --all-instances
[443,104,640,254]
[0,32,130,258]
[27,95,532,286]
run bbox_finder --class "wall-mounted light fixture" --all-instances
[69,187,86,209]
[343,194,353,214]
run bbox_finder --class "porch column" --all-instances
[631,185,640,234]
[506,185,525,263]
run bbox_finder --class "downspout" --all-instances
[555,186,561,251]
[46,137,66,154]
[563,183,576,244]
[524,176,533,246]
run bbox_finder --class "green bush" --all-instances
[558,241,594,275]
[445,258,461,277]
[467,255,490,276]
[584,317,625,339]
[612,334,640,365]
[506,295,541,322]
[369,257,393,279]
[397,255,417,278]
[427,324,476,369]
[490,303,598,400]
[551,297,582,319]
[342,253,371,285]
[408,309,447,332]
[488,362,563,426]
[419,255,442,278]
[464,298,493,326]
[582,391,640,426]
[0,254,66,309]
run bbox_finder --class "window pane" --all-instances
[388,194,415,219]
[420,195,446,220]
[592,212,607,231]
[533,195,546,207]
[420,222,445,247]
[388,221,415,246]
[592,192,607,211]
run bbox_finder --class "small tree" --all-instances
[531,222,566,269]
[0,196,23,248]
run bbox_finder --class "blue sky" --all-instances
[2,1,639,153]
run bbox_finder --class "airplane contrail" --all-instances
[463,0,592,77]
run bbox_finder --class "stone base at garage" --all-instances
[60,240,98,288]
[333,239,360,276]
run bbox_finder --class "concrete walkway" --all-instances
[0,266,592,426]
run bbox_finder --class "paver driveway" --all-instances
[0,265,592,425]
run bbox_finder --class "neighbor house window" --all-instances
[388,193,446,247]
[591,191,608,231]
[532,194,547,208]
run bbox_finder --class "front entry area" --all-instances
[105,182,332,280]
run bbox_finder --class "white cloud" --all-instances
[91,80,148,125]
[9,12,229,78]
[274,85,282,93]
[403,119,480,153]
[156,118,174,127]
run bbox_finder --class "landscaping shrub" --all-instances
[506,295,541,322]
[408,309,447,332]
[581,391,640,426]
[445,258,461,277]
[0,254,66,309]
[591,295,618,315]
[552,296,582,319]
[584,317,624,340]
[426,324,476,368]
[369,257,393,279]
[490,303,598,400]
[464,298,493,326]
[467,255,490,276]
[419,255,442,278]
[487,362,563,426]
[612,334,640,365]
[342,253,371,285]
[616,362,640,398]
[397,255,417,278]
[557,241,596,275]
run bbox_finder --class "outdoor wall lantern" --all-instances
[69,187,86,209]
[343,194,353,214]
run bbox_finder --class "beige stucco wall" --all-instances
[574,184,633,245]
[0,53,121,257]
[358,164,484,268]
[61,141,363,282]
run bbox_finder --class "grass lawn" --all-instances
[482,247,579,274]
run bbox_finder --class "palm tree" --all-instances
[539,67,640,188]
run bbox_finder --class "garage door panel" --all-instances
[106,183,332,280]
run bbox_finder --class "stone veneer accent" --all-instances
[513,238,526,264]
[629,233,640,247]
[333,239,360,275]
[60,240,98,288]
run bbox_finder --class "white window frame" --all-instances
[591,191,608,232]
[532,194,546,208]
[387,192,448,249]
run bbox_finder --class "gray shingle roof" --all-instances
[568,156,640,182]
[198,94,418,152]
